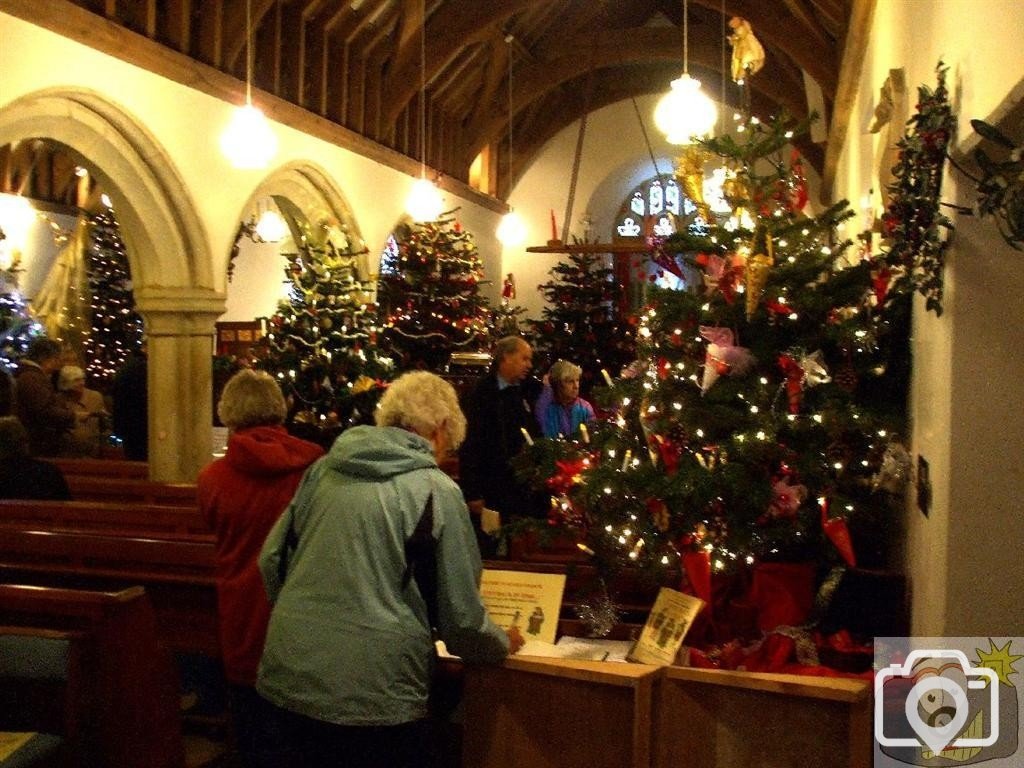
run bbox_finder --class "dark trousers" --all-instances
[255,698,430,768]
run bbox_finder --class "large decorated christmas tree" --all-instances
[377,215,492,372]
[83,207,145,387]
[524,250,636,396]
[261,221,392,432]
[515,116,912,642]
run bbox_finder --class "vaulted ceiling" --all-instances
[13,0,859,201]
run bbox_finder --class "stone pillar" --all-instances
[135,288,225,483]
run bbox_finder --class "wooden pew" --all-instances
[0,584,185,768]
[0,498,211,537]
[0,527,219,657]
[0,625,88,766]
[65,475,197,505]
[51,457,149,479]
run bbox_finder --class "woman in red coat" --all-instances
[198,369,324,766]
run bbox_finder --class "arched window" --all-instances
[613,175,711,292]
[614,176,709,245]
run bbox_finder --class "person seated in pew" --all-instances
[256,371,523,768]
[197,369,324,767]
[0,416,71,500]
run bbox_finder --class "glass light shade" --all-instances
[254,209,288,243]
[496,210,528,247]
[220,104,278,170]
[406,177,444,222]
[653,73,718,145]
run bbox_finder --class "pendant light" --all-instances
[496,34,527,246]
[653,0,718,145]
[405,0,444,222]
[220,0,278,169]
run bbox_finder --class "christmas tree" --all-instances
[515,116,912,630]
[524,249,636,397]
[0,270,38,369]
[377,216,492,372]
[261,222,392,432]
[82,207,145,387]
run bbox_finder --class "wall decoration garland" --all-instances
[880,61,956,317]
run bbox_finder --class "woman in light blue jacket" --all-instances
[255,371,522,768]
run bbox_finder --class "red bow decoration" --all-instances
[651,434,683,475]
[820,497,857,567]
[777,354,805,414]
[545,457,588,496]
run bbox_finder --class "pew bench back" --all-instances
[0,584,184,768]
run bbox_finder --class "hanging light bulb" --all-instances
[496,34,527,247]
[406,177,444,222]
[220,0,277,169]
[254,207,288,243]
[496,210,527,246]
[654,0,718,145]
[405,0,443,221]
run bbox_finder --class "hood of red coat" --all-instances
[224,425,324,476]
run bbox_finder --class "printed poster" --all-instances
[480,569,566,646]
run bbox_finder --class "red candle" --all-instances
[550,209,558,241]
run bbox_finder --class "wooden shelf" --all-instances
[525,242,654,254]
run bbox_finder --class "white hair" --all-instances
[375,371,466,449]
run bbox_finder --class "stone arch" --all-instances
[0,87,224,481]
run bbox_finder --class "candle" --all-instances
[621,449,632,471]
[601,369,613,387]
[579,423,590,444]
[520,427,534,446]
[550,209,558,241]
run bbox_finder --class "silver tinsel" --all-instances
[872,442,912,493]
[575,581,620,637]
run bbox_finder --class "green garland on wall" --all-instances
[880,61,956,316]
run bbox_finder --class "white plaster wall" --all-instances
[833,0,1024,636]
[503,94,681,321]
[0,11,505,312]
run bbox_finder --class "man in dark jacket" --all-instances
[458,336,544,555]
[13,336,74,456]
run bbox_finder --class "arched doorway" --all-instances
[0,88,223,481]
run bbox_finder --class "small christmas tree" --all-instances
[0,270,38,369]
[515,116,912,635]
[261,223,392,431]
[377,216,492,372]
[524,249,636,396]
[82,207,145,387]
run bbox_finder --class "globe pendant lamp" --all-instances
[220,0,278,169]
[496,35,527,247]
[654,0,718,145]
[405,0,443,221]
